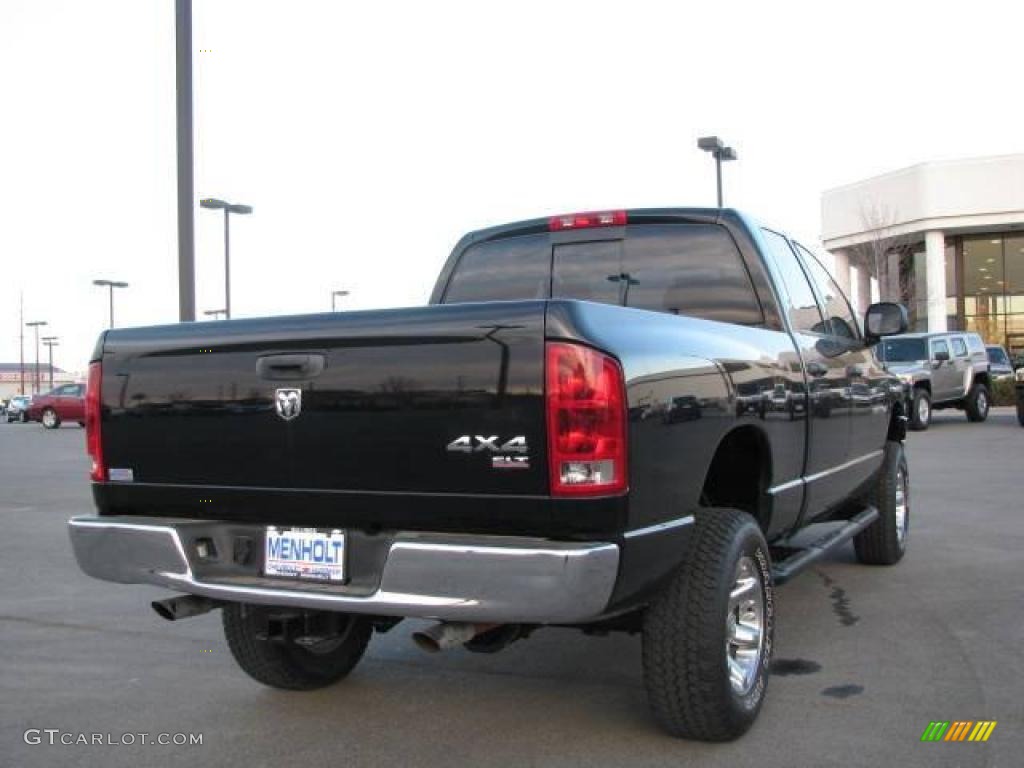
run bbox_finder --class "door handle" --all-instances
[257,353,326,381]
[806,361,828,378]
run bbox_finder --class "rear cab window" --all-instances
[951,337,968,357]
[443,224,764,326]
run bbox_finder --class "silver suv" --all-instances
[875,331,991,430]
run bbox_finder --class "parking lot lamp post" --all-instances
[331,290,350,312]
[41,337,59,390]
[200,198,253,320]
[25,321,47,394]
[697,136,738,207]
[93,280,129,328]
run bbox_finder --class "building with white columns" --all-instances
[821,154,1024,357]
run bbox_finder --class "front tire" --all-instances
[41,408,60,429]
[964,383,989,422]
[854,441,909,565]
[223,604,371,690]
[642,508,774,741]
[908,388,931,431]
[1017,389,1024,427]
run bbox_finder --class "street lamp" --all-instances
[331,290,350,312]
[41,336,59,390]
[93,279,129,328]
[203,309,227,320]
[201,197,253,320]
[697,136,738,208]
[25,320,47,394]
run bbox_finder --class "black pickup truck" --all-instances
[70,208,910,741]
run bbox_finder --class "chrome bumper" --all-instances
[68,516,620,624]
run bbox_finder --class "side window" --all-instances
[795,243,860,340]
[760,229,826,334]
[54,385,73,396]
[931,339,950,360]
[951,337,968,357]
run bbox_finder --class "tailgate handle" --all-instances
[257,354,326,380]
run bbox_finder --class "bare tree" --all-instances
[847,201,915,304]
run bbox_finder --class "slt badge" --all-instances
[275,388,302,421]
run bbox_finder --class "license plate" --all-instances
[264,527,346,582]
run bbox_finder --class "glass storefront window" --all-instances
[892,231,1024,346]
[1006,236,1024,293]
[963,236,1004,296]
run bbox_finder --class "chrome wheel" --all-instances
[917,396,930,425]
[726,556,765,695]
[895,466,909,548]
[976,389,988,415]
[42,409,57,428]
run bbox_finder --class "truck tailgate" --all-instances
[98,302,548,500]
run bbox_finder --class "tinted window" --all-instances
[879,338,927,362]
[760,229,825,334]
[951,337,968,357]
[987,346,1009,365]
[795,244,859,339]
[931,339,950,359]
[443,234,549,303]
[553,225,763,325]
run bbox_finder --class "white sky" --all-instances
[2,0,1023,374]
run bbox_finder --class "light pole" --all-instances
[697,136,737,207]
[331,290,350,312]
[93,279,129,328]
[25,320,47,394]
[201,198,253,319]
[42,337,59,390]
[203,309,227,320]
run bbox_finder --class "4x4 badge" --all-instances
[275,388,302,421]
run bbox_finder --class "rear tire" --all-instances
[41,408,60,429]
[223,603,371,690]
[964,383,989,422]
[642,508,774,741]
[854,441,909,565]
[908,389,930,431]
[1017,390,1024,427]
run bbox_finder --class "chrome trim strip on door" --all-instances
[623,515,695,539]
[803,450,883,485]
[767,449,884,495]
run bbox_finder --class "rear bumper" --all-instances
[68,516,620,624]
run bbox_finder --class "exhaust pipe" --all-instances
[412,622,500,653]
[152,595,221,622]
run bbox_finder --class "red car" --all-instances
[28,383,86,428]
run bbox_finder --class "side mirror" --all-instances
[933,350,950,363]
[864,302,908,345]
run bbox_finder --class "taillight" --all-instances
[546,342,628,496]
[86,361,105,482]
[548,210,627,231]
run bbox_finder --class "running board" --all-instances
[770,507,879,586]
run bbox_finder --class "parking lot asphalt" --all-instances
[1,410,1021,768]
